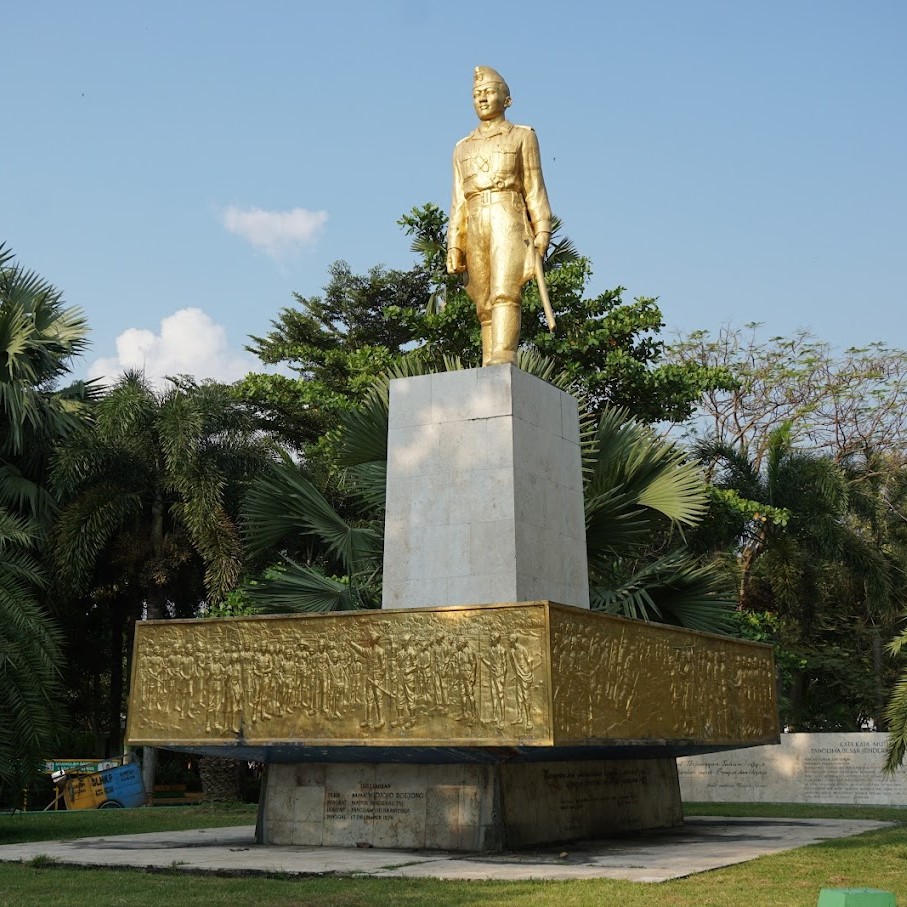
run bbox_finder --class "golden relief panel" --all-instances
[126,603,552,748]
[127,602,779,750]
[548,605,779,744]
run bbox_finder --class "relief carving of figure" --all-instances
[481,633,508,726]
[206,655,226,733]
[391,634,418,729]
[327,643,347,718]
[145,652,164,713]
[450,638,478,721]
[226,648,244,734]
[251,646,270,722]
[430,633,451,714]
[301,642,317,715]
[313,638,331,717]
[165,647,184,719]
[508,633,535,729]
[349,632,387,730]
[349,656,364,705]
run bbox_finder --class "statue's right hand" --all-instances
[446,247,466,274]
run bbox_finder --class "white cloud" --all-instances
[222,205,328,257]
[88,308,256,388]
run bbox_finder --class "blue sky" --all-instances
[4,1,906,386]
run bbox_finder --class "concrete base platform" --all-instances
[261,757,682,850]
[0,817,889,883]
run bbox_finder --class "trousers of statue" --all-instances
[463,193,535,367]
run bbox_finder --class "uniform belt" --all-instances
[467,188,522,206]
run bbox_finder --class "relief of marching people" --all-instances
[550,616,777,741]
[136,614,546,739]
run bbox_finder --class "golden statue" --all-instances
[447,66,553,366]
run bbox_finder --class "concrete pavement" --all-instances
[0,816,890,883]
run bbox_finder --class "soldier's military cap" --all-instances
[474,66,510,97]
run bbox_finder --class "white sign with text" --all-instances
[678,734,907,805]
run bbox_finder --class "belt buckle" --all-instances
[481,189,492,205]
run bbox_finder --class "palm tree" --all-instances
[694,425,894,726]
[583,406,734,631]
[240,354,734,633]
[854,457,907,768]
[885,610,907,771]
[51,371,277,788]
[0,509,61,794]
[0,243,89,796]
[52,373,275,610]
[0,243,93,525]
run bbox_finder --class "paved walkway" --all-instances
[0,817,889,883]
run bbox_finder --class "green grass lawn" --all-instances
[1,803,905,907]
[0,803,257,845]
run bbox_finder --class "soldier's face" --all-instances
[473,82,508,120]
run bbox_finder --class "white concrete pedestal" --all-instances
[382,366,590,609]
[259,758,682,850]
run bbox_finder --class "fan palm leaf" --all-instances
[0,507,62,786]
[0,244,91,458]
[592,549,735,631]
[242,559,367,613]
[243,461,382,574]
[585,406,710,555]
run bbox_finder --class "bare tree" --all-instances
[670,324,907,471]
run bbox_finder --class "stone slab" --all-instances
[0,817,891,882]
[679,733,907,805]
[498,758,682,847]
[261,762,500,850]
[259,758,682,850]
[382,366,589,609]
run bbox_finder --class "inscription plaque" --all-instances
[263,758,683,850]
[679,733,907,805]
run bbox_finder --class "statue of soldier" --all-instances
[447,66,552,367]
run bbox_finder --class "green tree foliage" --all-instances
[52,373,276,616]
[692,425,901,729]
[669,324,907,732]
[584,406,734,631]
[49,373,277,761]
[866,462,907,769]
[885,619,907,771]
[0,243,94,524]
[242,261,429,454]
[0,244,88,789]
[239,205,730,462]
[0,507,61,790]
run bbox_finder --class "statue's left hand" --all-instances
[534,232,551,258]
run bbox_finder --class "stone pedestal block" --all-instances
[259,757,682,851]
[382,366,589,609]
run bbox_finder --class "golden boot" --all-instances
[485,301,521,367]
[480,319,493,367]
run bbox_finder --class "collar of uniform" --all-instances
[468,120,514,140]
